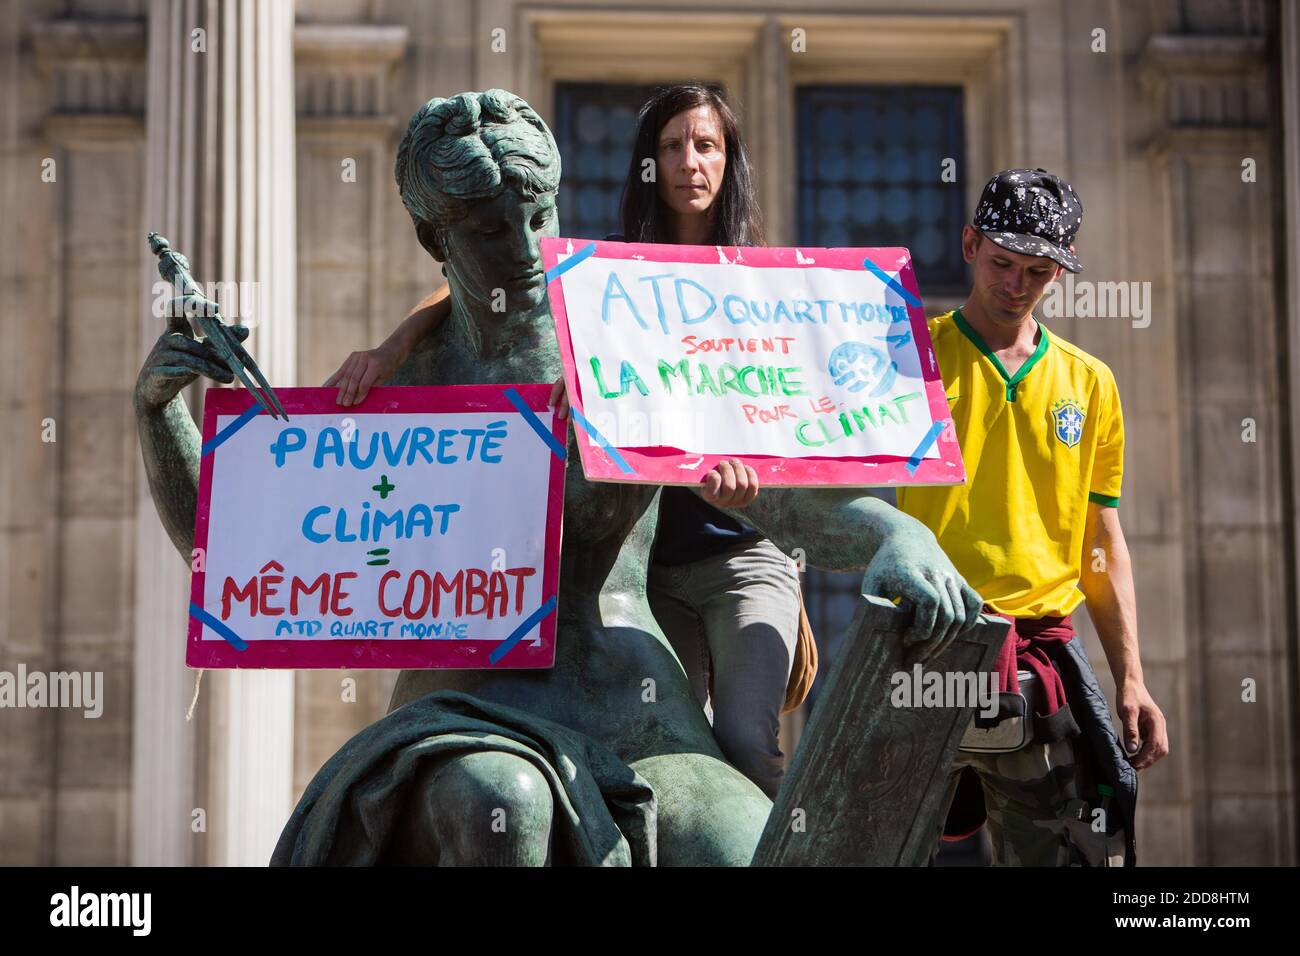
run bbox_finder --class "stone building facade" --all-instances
[0,0,1296,865]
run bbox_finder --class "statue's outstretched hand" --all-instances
[135,296,250,411]
[859,524,985,662]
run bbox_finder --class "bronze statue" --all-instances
[134,89,985,865]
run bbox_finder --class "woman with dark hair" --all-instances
[616,84,765,247]
[325,83,811,799]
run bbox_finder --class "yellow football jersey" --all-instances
[896,308,1124,618]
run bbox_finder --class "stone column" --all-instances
[289,15,408,803]
[134,0,296,866]
[133,0,199,870]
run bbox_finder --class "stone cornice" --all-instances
[41,113,146,148]
[1146,126,1269,161]
[27,16,410,127]
[294,23,409,121]
[1138,34,1267,77]
[1137,34,1269,130]
[31,18,147,116]
[31,17,146,64]
[294,23,408,68]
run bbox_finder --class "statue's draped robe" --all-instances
[271,690,658,866]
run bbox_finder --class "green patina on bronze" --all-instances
[134,89,984,865]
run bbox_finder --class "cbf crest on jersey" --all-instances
[1051,399,1087,448]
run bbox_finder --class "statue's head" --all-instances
[395,89,561,313]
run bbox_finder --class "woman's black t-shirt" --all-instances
[601,233,762,566]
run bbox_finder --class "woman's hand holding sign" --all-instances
[326,341,405,407]
[547,376,570,420]
[700,459,759,508]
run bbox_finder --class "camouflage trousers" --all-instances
[933,737,1127,866]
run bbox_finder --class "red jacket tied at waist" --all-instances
[990,611,1074,717]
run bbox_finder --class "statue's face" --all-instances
[441,187,559,312]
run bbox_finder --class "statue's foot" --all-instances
[393,750,554,865]
[630,752,772,865]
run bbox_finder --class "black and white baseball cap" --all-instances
[972,168,1083,273]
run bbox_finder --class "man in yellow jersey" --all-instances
[897,168,1168,866]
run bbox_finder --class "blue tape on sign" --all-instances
[570,407,635,475]
[906,420,948,475]
[503,387,566,460]
[862,257,922,308]
[202,404,263,457]
[489,595,559,665]
[189,602,249,651]
[544,242,597,283]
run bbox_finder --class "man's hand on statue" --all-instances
[325,342,404,406]
[548,376,569,420]
[859,529,984,661]
[699,459,759,508]
[1117,678,1169,771]
[134,301,251,411]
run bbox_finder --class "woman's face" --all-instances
[655,105,727,220]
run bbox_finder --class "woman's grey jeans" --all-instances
[647,538,802,799]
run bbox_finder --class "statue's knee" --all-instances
[416,751,554,865]
[439,752,553,835]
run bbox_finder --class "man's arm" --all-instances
[327,283,452,405]
[392,284,453,354]
[1078,502,1169,770]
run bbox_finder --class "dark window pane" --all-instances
[796,84,967,293]
[552,82,662,239]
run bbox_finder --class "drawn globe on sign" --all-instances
[828,341,898,397]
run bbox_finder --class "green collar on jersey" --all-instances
[953,307,1051,403]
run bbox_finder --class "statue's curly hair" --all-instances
[395,89,561,239]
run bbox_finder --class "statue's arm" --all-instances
[133,308,253,561]
[728,487,906,571]
[721,487,985,655]
[134,392,202,559]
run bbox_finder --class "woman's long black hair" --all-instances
[618,84,765,247]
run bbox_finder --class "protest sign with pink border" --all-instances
[188,384,566,669]
[541,238,964,488]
